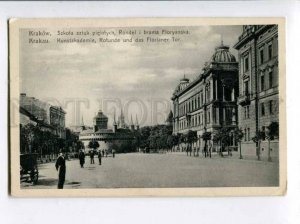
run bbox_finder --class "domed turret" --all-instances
[211,43,236,63]
[180,75,189,83]
[174,75,190,94]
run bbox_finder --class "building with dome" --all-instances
[171,42,239,151]
[79,109,139,153]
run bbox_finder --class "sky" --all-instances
[20,25,242,128]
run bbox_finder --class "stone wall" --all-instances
[240,140,279,161]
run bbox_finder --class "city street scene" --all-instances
[14,20,281,191]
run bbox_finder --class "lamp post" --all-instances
[266,128,272,162]
[232,127,243,159]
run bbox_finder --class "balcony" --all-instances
[238,92,251,106]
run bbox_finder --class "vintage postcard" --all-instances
[9,18,286,197]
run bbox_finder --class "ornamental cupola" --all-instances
[211,42,236,63]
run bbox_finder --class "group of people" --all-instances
[78,149,101,167]
[78,149,116,168]
[54,149,116,189]
[185,145,212,158]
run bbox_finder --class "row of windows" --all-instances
[261,100,275,116]
[259,43,274,65]
[260,70,275,91]
[243,69,275,95]
[243,101,275,119]
[178,86,236,117]
[177,107,236,131]
[178,90,210,117]
[178,111,212,130]
[178,113,205,130]
[242,42,275,73]
[243,125,278,142]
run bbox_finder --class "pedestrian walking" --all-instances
[55,152,66,189]
[90,150,95,164]
[112,149,116,158]
[98,151,102,165]
[78,149,85,168]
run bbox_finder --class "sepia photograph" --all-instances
[9,18,286,196]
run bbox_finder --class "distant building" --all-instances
[19,106,55,153]
[234,25,279,156]
[50,106,66,139]
[20,106,37,127]
[93,110,108,131]
[20,93,49,122]
[20,93,66,139]
[171,42,239,151]
[69,116,91,136]
[79,110,139,152]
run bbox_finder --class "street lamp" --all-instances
[265,128,272,162]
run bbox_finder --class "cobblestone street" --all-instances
[21,152,279,189]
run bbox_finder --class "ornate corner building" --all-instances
[234,25,279,156]
[171,43,239,151]
[171,25,279,157]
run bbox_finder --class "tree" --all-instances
[266,122,279,162]
[88,140,100,151]
[168,134,179,151]
[20,124,31,153]
[186,130,197,148]
[212,128,231,157]
[202,131,212,157]
[139,126,151,149]
[233,128,244,159]
[212,132,221,156]
[252,131,265,161]
[119,140,133,153]
[76,140,84,151]
[172,134,180,151]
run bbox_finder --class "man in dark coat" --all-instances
[90,150,95,164]
[55,152,66,189]
[78,150,85,168]
[98,151,102,165]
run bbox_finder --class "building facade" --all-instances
[172,43,239,151]
[93,110,108,131]
[234,25,279,157]
[49,106,66,139]
[20,93,49,122]
[79,110,139,152]
[20,93,66,139]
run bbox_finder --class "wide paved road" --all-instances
[21,152,279,189]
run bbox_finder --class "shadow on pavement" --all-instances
[35,178,57,187]
[66,181,81,185]
[65,181,81,188]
